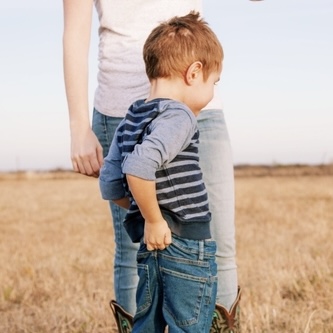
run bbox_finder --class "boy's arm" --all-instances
[113,197,130,210]
[99,132,129,207]
[126,174,172,251]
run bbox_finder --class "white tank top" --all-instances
[94,0,222,117]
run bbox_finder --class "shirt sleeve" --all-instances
[122,106,197,180]
[99,134,126,200]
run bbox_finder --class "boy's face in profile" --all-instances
[187,66,222,115]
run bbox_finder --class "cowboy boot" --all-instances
[110,300,133,333]
[210,286,242,333]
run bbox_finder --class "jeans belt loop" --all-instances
[198,240,204,261]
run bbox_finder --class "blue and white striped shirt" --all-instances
[99,98,211,242]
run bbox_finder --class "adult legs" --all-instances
[92,109,139,315]
[197,109,238,311]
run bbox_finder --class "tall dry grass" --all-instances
[0,166,332,332]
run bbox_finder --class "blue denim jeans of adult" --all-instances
[92,108,139,315]
[197,109,238,311]
[133,234,217,333]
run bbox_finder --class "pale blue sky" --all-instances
[0,0,332,171]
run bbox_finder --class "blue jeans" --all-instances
[197,109,238,310]
[92,109,139,315]
[133,234,217,333]
[93,108,238,313]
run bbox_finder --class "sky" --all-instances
[0,0,332,172]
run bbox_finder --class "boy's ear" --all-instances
[185,61,203,85]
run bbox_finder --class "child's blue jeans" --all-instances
[133,234,217,333]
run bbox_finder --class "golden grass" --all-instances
[236,174,333,332]
[0,166,332,332]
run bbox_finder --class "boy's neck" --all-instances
[146,77,186,104]
[146,77,201,116]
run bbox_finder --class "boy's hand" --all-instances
[144,219,172,251]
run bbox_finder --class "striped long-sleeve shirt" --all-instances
[99,98,211,242]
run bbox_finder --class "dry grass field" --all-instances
[0,165,332,333]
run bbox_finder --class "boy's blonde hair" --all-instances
[143,11,223,81]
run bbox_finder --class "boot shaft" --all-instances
[210,286,241,333]
[110,300,133,333]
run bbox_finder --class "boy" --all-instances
[99,11,223,333]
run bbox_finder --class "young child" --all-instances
[99,11,223,333]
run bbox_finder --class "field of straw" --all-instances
[1,165,332,333]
